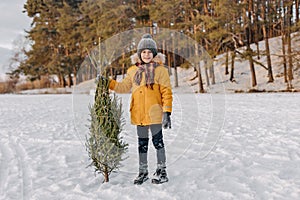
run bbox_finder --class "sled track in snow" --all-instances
[0,140,11,199]
[9,136,32,200]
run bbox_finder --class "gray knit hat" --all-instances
[137,34,157,59]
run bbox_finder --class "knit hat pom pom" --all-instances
[142,34,152,39]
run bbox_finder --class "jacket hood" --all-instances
[130,52,166,65]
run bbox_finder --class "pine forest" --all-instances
[8,0,300,92]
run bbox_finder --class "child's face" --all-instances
[141,49,153,63]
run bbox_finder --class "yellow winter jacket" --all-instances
[109,53,172,126]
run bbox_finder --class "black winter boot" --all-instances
[151,167,168,184]
[133,171,149,185]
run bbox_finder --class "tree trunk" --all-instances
[287,3,294,88]
[104,167,109,182]
[296,0,299,23]
[261,2,274,83]
[282,35,288,83]
[68,73,73,87]
[205,64,210,86]
[253,0,260,59]
[63,76,67,87]
[230,51,235,82]
[193,23,204,93]
[248,49,257,87]
[248,0,254,43]
[225,49,229,75]
[172,37,178,87]
[244,0,257,87]
[58,73,66,87]
[287,33,293,88]
[210,63,215,85]
[167,51,172,75]
[194,42,204,93]
[73,66,77,86]
[281,3,288,83]
[197,62,205,93]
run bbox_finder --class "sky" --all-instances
[0,0,31,50]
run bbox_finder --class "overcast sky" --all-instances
[0,0,31,50]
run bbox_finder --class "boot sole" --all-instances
[134,177,149,185]
[151,178,169,184]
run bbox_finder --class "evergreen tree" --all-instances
[23,0,63,83]
[79,0,135,48]
[57,1,84,86]
[13,0,300,90]
[20,0,83,86]
[86,72,128,183]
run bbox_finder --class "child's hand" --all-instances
[162,112,171,129]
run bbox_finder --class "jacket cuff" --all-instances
[163,106,172,113]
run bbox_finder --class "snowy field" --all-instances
[0,93,300,200]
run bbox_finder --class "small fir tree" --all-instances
[86,73,128,182]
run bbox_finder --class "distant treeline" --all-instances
[9,0,300,89]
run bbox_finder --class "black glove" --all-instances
[162,112,171,129]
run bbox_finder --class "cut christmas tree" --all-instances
[86,73,128,183]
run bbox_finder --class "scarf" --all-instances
[134,62,158,87]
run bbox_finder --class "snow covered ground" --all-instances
[0,92,299,200]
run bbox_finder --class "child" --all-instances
[109,34,173,184]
